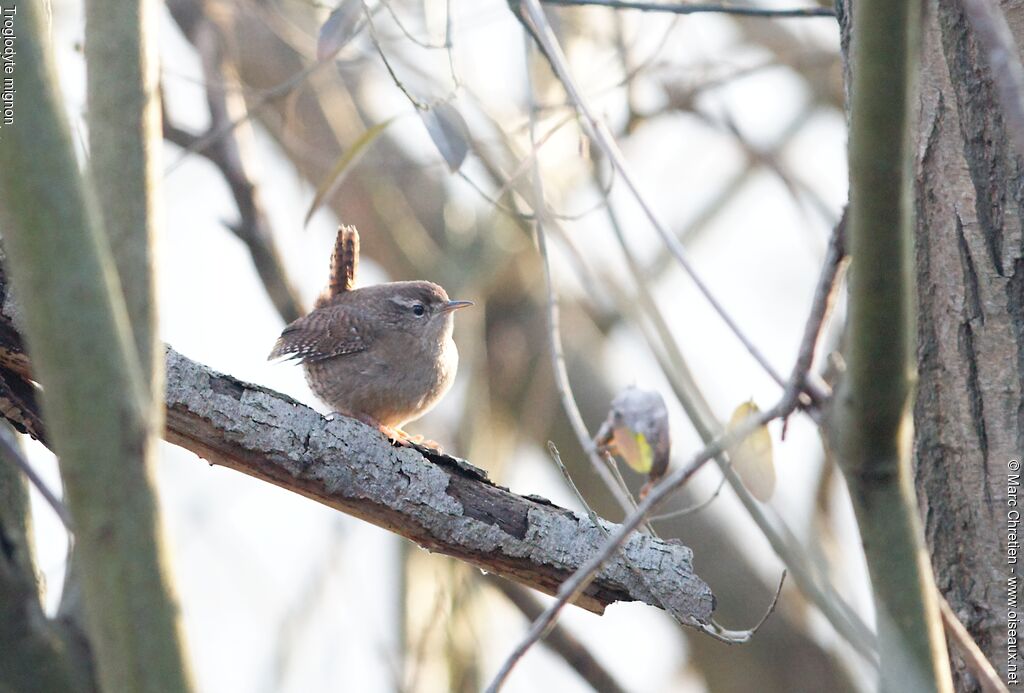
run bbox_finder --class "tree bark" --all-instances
[162,346,716,619]
[0,282,715,621]
[914,1,1024,688]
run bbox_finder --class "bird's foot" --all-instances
[386,427,419,444]
[380,426,444,454]
[330,412,444,453]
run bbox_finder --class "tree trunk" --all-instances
[914,1,1024,688]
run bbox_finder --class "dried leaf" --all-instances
[317,0,362,62]
[304,118,396,227]
[419,101,470,172]
[727,401,775,502]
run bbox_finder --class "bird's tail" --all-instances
[318,224,359,308]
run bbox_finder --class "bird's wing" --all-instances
[267,305,372,362]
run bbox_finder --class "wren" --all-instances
[268,226,471,442]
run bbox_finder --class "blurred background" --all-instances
[25,0,866,690]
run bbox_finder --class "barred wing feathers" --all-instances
[267,305,371,362]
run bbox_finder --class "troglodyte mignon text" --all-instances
[268,226,471,443]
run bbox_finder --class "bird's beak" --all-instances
[441,300,473,314]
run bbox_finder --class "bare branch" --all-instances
[165,7,306,324]
[0,425,71,529]
[485,206,865,690]
[162,345,713,617]
[485,576,630,693]
[539,0,834,18]
[783,208,848,416]
[522,52,638,519]
[938,595,1008,693]
[515,0,828,405]
[485,396,796,692]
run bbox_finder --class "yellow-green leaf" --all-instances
[609,425,654,474]
[727,401,775,502]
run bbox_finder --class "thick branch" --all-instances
[162,346,715,618]
[538,0,835,18]
[837,0,951,690]
[85,0,162,388]
[0,3,193,691]
[0,310,714,628]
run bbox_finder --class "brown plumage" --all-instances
[318,224,359,307]
[269,227,471,437]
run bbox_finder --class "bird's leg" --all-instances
[386,427,445,454]
[381,425,416,445]
[385,426,446,454]
[332,411,444,453]
[333,411,408,443]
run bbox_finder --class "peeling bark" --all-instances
[163,347,715,620]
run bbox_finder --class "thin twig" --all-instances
[377,0,449,50]
[781,208,847,419]
[602,180,874,657]
[548,441,776,644]
[539,0,835,18]
[363,1,431,110]
[701,570,787,643]
[369,0,461,97]
[938,594,1009,693]
[532,219,636,513]
[165,12,307,324]
[485,398,795,693]
[0,425,72,529]
[485,575,630,693]
[362,0,461,111]
[648,475,726,521]
[485,202,869,690]
[523,41,637,517]
[516,0,828,405]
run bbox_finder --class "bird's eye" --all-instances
[412,303,426,317]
